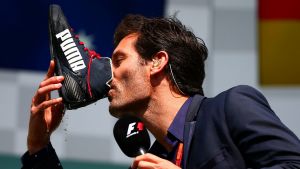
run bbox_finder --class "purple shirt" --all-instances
[149,97,192,165]
[165,97,192,146]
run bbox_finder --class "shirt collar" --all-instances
[164,97,192,145]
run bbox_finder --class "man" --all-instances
[22,14,300,169]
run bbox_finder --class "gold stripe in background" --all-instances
[259,21,300,85]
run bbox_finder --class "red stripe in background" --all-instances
[259,0,300,20]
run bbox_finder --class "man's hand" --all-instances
[131,153,181,169]
[27,60,65,154]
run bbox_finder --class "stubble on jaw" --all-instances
[108,80,151,118]
[108,96,150,118]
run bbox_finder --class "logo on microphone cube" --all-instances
[126,122,144,138]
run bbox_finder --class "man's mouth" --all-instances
[108,88,116,102]
[107,81,117,101]
[108,89,114,96]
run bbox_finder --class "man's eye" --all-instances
[113,58,123,67]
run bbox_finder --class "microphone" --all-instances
[113,116,151,157]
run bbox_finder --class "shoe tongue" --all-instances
[88,57,112,99]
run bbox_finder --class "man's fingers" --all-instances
[33,83,62,105]
[133,161,155,169]
[132,159,153,169]
[45,60,56,79]
[39,76,64,88]
[38,82,62,94]
[31,97,63,115]
[136,153,163,163]
[132,153,163,169]
[131,153,181,169]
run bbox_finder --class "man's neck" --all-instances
[139,89,188,152]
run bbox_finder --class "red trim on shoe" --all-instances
[74,33,102,98]
[87,50,101,98]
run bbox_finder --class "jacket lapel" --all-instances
[183,95,205,169]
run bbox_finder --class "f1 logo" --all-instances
[126,122,144,138]
[127,122,136,136]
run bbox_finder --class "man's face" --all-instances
[108,34,151,118]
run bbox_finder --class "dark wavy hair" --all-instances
[114,14,208,96]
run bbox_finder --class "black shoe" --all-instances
[48,4,112,109]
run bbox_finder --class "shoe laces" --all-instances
[73,30,101,98]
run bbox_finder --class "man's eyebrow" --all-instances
[112,51,127,59]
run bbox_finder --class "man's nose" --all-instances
[111,64,115,77]
[108,59,115,86]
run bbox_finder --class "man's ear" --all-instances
[150,51,169,75]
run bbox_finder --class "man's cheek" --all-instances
[122,74,133,89]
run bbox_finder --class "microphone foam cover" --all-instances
[113,116,150,157]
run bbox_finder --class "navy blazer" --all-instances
[183,85,300,169]
[21,85,300,169]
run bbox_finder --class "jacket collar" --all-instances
[183,94,206,169]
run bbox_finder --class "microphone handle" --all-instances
[128,148,147,169]
[139,148,146,155]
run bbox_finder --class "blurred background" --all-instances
[0,0,299,168]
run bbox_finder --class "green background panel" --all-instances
[0,154,128,169]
